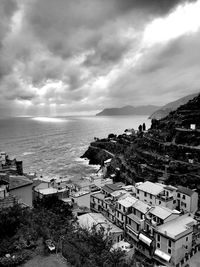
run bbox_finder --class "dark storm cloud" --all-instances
[0,0,199,116]
[108,32,200,106]
[115,0,196,14]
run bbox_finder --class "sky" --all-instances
[0,0,200,117]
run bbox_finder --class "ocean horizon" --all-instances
[0,115,151,181]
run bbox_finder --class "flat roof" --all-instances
[37,187,67,195]
[149,206,175,220]
[178,186,195,197]
[137,181,164,196]
[78,213,123,234]
[133,200,151,214]
[118,196,137,208]
[157,214,197,239]
[9,176,33,190]
[72,191,90,197]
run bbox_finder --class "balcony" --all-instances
[126,225,139,241]
[157,194,173,202]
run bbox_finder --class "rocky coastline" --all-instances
[82,93,200,200]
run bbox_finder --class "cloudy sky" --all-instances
[0,0,200,116]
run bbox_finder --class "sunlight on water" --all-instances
[32,117,66,123]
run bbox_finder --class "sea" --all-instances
[0,116,151,182]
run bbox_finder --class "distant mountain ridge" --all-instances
[150,92,199,120]
[96,105,160,116]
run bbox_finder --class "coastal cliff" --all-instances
[82,93,200,193]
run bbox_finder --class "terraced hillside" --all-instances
[82,93,200,195]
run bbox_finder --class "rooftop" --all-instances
[9,176,33,190]
[72,191,90,198]
[149,206,178,220]
[36,187,66,195]
[102,182,124,194]
[133,200,151,214]
[118,196,137,208]
[177,186,195,197]
[127,213,142,223]
[78,213,123,234]
[137,181,164,196]
[157,214,197,239]
[91,192,105,200]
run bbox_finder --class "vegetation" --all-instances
[0,197,137,266]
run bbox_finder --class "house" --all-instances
[154,214,197,266]
[116,196,137,229]
[126,200,151,245]
[78,212,124,244]
[34,187,68,200]
[9,175,33,207]
[101,182,125,197]
[176,186,198,214]
[136,181,164,205]
[135,206,180,259]
[70,191,91,209]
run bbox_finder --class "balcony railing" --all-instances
[157,195,173,202]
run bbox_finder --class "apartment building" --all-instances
[126,200,151,245]
[136,181,198,213]
[115,196,137,229]
[154,214,197,266]
[176,186,198,214]
[89,180,200,266]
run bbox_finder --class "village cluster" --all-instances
[0,151,200,267]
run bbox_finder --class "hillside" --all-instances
[96,105,160,116]
[150,92,198,119]
[82,93,200,196]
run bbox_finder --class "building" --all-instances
[176,186,198,214]
[126,200,151,245]
[136,182,198,213]
[101,182,125,197]
[89,180,200,266]
[9,175,33,207]
[154,214,198,266]
[71,191,91,209]
[136,181,165,205]
[78,212,124,244]
[115,196,138,229]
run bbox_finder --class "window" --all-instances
[150,201,152,205]
[168,240,171,247]
[186,237,188,242]
[182,194,186,200]
[168,249,171,254]
[177,193,180,198]
[137,189,139,194]
[119,204,121,210]
[144,192,147,197]
[137,224,139,231]
[159,201,161,205]
[157,243,160,248]
[173,200,176,204]
[133,208,136,215]
[150,194,152,199]
[157,235,160,242]
[123,207,126,213]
